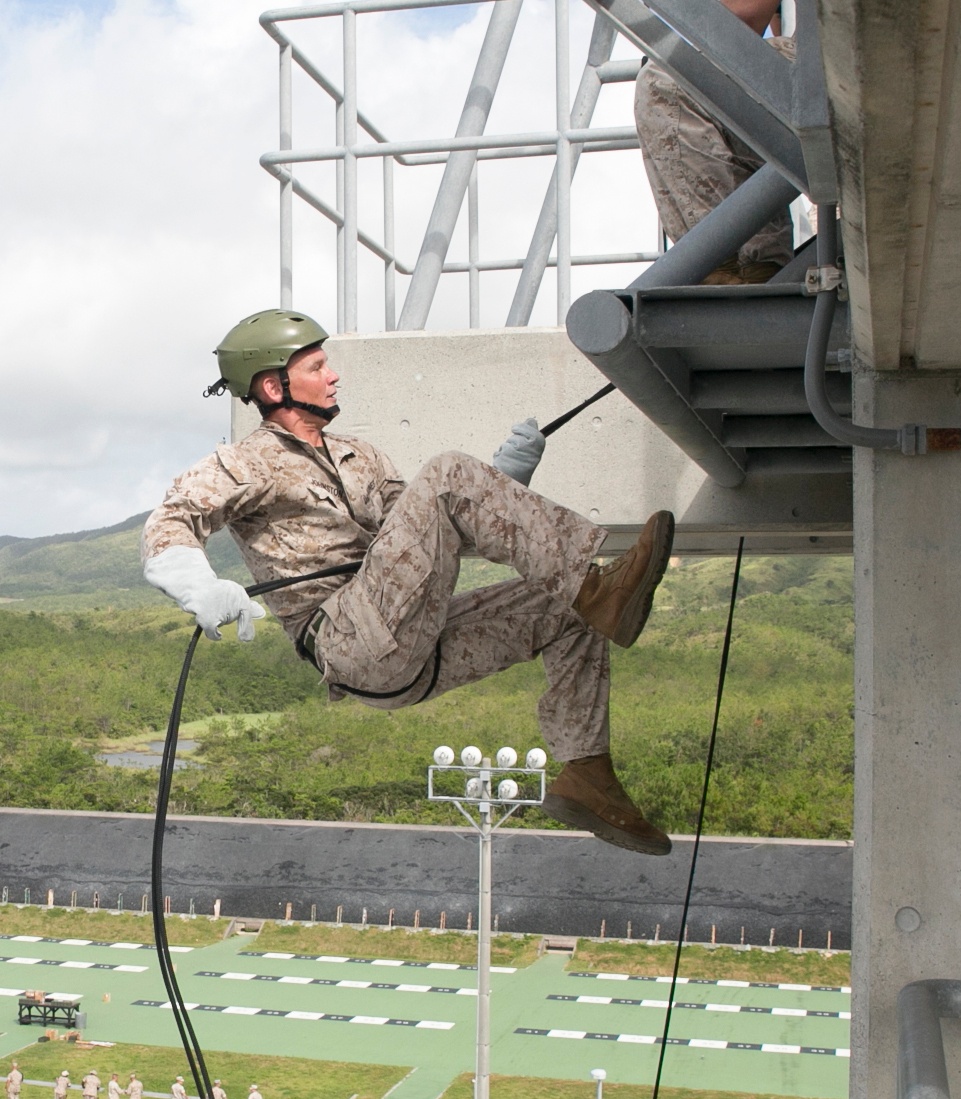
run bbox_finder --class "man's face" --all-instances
[286,344,340,420]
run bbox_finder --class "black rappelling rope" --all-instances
[151,561,361,1099]
[151,379,618,1096]
[540,382,615,438]
[650,537,744,1099]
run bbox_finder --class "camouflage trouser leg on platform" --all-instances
[313,451,610,762]
[634,41,796,269]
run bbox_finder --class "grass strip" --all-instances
[441,1074,817,1099]
[11,1040,405,1099]
[253,921,542,967]
[571,940,851,986]
[12,1040,405,1099]
[0,905,851,985]
[0,906,230,948]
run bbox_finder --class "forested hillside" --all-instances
[0,516,854,839]
[0,515,248,610]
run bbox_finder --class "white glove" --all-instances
[492,417,545,487]
[143,545,266,642]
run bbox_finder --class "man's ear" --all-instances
[252,370,283,404]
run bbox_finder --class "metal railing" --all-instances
[898,980,961,1099]
[259,0,661,333]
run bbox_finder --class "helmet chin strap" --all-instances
[254,367,338,422]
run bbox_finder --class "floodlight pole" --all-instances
[476,758,493,1099]
[426,749,545,1099]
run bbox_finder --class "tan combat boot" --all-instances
[573,511,674,648]
[543,753,672,855]
[739,260,784,284]
[701,257,745,286]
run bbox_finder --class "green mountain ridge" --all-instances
[0,514,250,610]
[0,513,854,608]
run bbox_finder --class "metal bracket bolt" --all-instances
[805,264,845,295]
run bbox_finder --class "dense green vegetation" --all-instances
[0,518,854,839]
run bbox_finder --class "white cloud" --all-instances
[0,0,655,538]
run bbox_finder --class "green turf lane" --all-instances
[0,933,850,1098]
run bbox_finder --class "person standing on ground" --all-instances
[107,1073,123,1099]
[81,1070,100,1098]
[5,1062,22,1099]
[54,1071,70,1099]
[125,1073,144,1099]
[211,1080,227,1099]
[143,309,677,855]
[171,1076,187,1099]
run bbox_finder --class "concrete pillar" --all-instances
[851,369,961,1097]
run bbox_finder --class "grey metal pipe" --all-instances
[897,979,961,1099]
[567,164,804,489]
[507,13,617,327]
[803,205,900,450]
[628,163,800,289]
[279,42,293,309]
[259,125,637,164]
[468,166,480,328]
[566,289,748,487]
[383,155,396,330]
[723,414,843,448]
[747,448,852,475]
[554,0,572,321]
[343,7,359,330]
[692,369,851,416]
[397,0,522,330]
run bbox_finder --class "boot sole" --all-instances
[542,792,672,856]
[612,510,675,648]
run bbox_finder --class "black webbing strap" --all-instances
[299,611,442,705]
[651,537,745,1099]
[332,639,442,705]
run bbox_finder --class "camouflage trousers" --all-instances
[634,37,796,269]
[312,451,611,762]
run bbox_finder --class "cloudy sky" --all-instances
[0,0,655,539]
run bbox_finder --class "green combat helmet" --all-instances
[205,309,329,400]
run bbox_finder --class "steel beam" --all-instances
[723,415,843,449]
[692,369,851,416]
[581,0,809,191]
[566,289,748,488]
[397,0,522,330]
[631,293,849,349]
[628,164,800,289]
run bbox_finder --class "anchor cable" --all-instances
[651,537,745,1099]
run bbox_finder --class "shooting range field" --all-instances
[0,931,849,1098]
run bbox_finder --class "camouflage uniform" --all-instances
[634,36,796,269]
[142,424,611,762]
[53,1076,70,1099]
[5,1068,21,1098]
[126,1077,144,1099]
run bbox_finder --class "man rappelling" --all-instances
[142,308,675,855]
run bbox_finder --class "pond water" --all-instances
[97,739,198,770]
